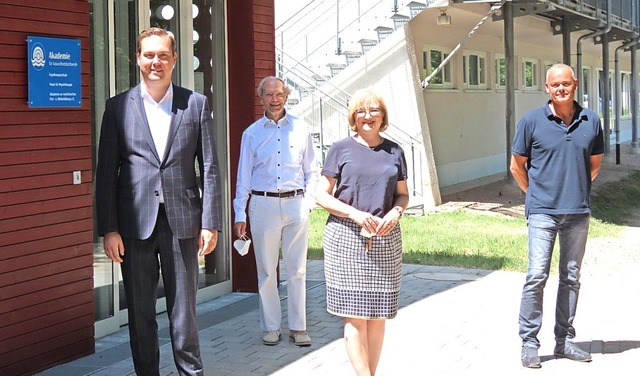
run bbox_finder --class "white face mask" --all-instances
[233,236,251,256]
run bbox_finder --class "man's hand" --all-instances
[510,154,530,193]
[199,229,218,256]
[104,232,125,263]
[234,222,247,239]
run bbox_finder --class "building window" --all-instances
[495,55,506,89]
[544,60,557,73]
[622,72,631,116]
[522,58,539,90]
[598,69,613,122]
[582,67,590,109]
[463,51,486,89]
[423,45,452,88]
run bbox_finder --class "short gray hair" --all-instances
[257,76,291,97]
[546,63,576,82]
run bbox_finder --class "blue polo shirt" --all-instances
[512,100,604,217]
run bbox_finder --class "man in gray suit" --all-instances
[95,28,222,376]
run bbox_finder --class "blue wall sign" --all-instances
[28,36,82,108]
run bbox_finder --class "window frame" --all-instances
[463,50,487,89]
[522,57,539,91]
[422,45,453,89]
[495,54,506,90]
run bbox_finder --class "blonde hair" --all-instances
[347,88,389,132]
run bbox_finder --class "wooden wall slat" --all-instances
[0,135,91,153]
[0,338,94,376]
[0,147,91,166]
[0,292,91,329]
[0,184,92,207]
[0,4,88,24]
[0,231,92,264]
[0,0,88,13]
[0,195,91,220]
[0,219,93,248]
[1,319,94,364]
[0,123,90,138]
[0,207,93,233]
[0,110,90,124]
[2,299,93,343]
[0,253,93,300]
[0,159,91,180]
[0,280,93,314]
[0,301,93,346]
[0,172,93,193]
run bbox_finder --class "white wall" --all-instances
[410,4,636,190]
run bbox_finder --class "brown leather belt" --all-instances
[251,189,304,198]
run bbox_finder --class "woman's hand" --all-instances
[375,208,402,236]
[349,210,381,234]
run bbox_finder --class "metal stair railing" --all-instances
[277,48,426,206]
[276,0,396,77]
[277,47,423,148]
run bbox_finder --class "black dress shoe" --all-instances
[521,346,541,368]
[554,342,592,362]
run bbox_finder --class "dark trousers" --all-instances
[121,205,203,376]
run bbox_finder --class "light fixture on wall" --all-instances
[437,9,451,26]
[155,5,175,20]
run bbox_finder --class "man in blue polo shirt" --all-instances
[510,63,604,369]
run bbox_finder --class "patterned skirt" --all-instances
[323,215,403,319]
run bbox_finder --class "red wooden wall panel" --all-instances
[0,0,94,374]
[228,1,276,292]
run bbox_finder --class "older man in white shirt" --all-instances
[233,76,319,347]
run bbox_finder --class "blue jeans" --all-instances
[519,213,590,348]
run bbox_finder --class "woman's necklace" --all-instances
[355,135,383,149]
[369,137,383,149]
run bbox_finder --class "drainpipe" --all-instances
[576,0,611,109]
[614,38,640,164]
[632,43,639,153]
[631,0,640,154]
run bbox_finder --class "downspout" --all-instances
[576,0,612,108]
[614,38,640,164]
[632,43,639,153]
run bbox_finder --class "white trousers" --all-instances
[248,194,309,331]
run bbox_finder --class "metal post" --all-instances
[615,43,622,164]
[603,37,611,155]
[504,2,515,180]
[562,16,572,65]
[632,43,639,152]
[336,0,341,55]
[319,98,325,162]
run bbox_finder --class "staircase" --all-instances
[275,0,437,214]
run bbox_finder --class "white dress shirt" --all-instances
[142,85,173,203]
[233,112,319,222]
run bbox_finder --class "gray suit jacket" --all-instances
[95,84,222,240]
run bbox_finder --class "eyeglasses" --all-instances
[355,108,382,118]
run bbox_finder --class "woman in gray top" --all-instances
[316,88,409,375]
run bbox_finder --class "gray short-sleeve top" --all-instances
[321,136,407,217]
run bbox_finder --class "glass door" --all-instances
[91,0,231,338]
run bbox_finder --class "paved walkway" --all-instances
[39,256,640,376]
[39,148,640,375]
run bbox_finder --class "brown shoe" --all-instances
[289,330,311,347]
